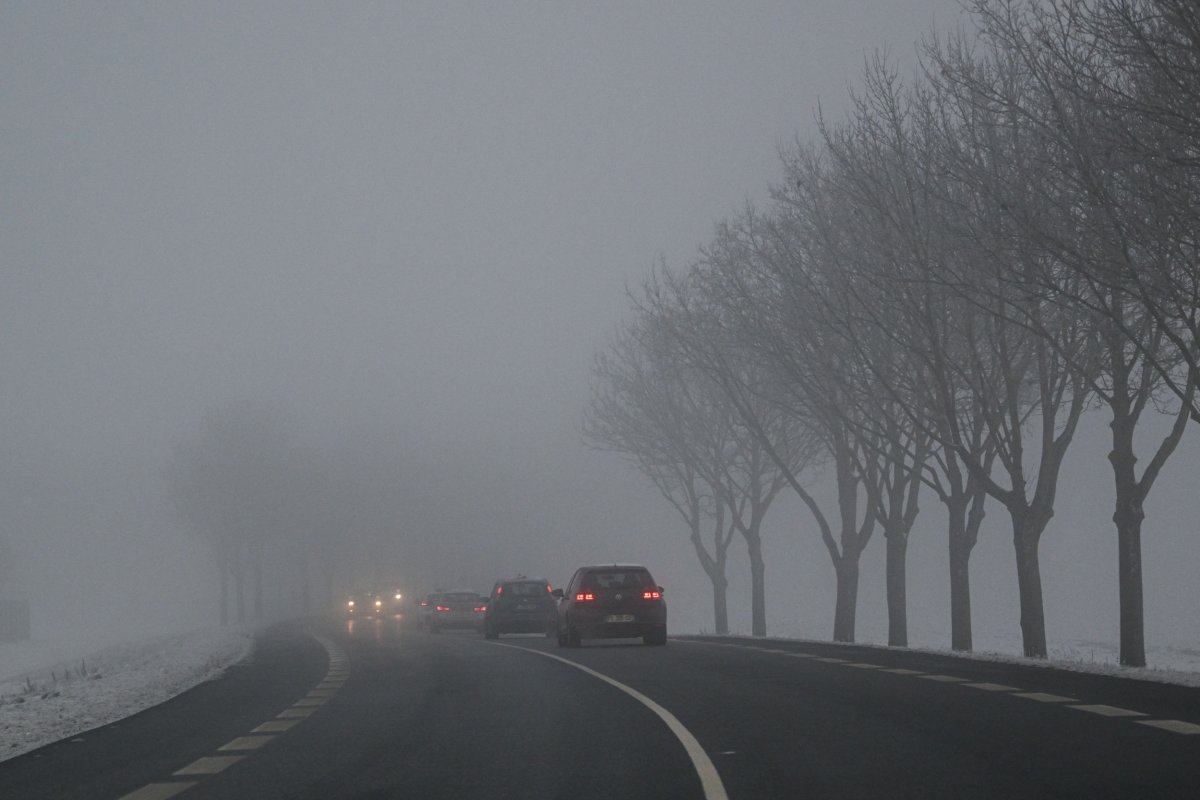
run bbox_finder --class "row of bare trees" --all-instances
[585,0,1198,666]
[164,402,395,626]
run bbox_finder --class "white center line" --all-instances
[1013,692,1076,703]
[252,719,300,733]
[495,643,729,800]
[117,783,198,800]
[1070,704,1147,718]
[1137,719,1200,735]
[219,735,274,752]
[173,756,244,776]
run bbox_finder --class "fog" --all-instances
[2,1,1197,662]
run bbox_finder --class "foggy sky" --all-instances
[4,2,1196,658]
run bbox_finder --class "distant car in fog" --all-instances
[427,590,487,633]
[417,592,442,628]
[553,564,666,647]
[483,577,555,639]
[345,590,383,618]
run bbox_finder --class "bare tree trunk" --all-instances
[252,543,264,622]
[713,572,729,635]
[1012,515,1047,658]
[1109,416,1146,667]
[745,532,766,637]
[219,556,229,627]
[233,560,246,625]
[885,531,908,647]
[832,556,859,642]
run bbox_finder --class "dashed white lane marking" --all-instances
[294,697,327,707]
[278,707,317,718]
[846,663,884,669]
[1014,692,1077,703]
[218,735,274,751]
[1137,719,1200,735]
[787,653,815,658]
[813,657,848,663]
[881,668,924,675]
[1070,704,1147,717]
[964,682,1019,692]
[918,674,967,682]
[174,755,245,775]
[253,719,301,733]
[496,644,729,800]
[117,782,198,800]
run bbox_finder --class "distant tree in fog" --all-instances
[165,402,296,625]
[584,310,742,635]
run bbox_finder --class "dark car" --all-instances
[483,577,555,639]
[427,589,487,632]
[553,564,666,647]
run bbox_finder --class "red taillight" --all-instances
[574,592,595,602]
[420,601,428,607]
[435,605,450,612]
[642,591,661,600]
[496,586,503,595]
[546,585,553,593]
[474,606,487,612]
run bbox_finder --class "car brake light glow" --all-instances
[642,591,661,599]
[496,585,503,595]
[574,592,595,602]
[435,605,450,612]
[474,606,487,612]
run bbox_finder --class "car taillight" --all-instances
[496,586,503,595]
[474,606,487,612]
[420,601,427,607]
[435,605,450,612]
[546,585,553,593]
[642,591,661,600]
[574,592,595,602]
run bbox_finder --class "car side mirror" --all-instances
[551,588,564,599]
[658,586,665,595]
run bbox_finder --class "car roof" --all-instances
[579,564,649,571]
[497,577,549,584]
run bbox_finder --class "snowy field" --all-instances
[0,626,252,762]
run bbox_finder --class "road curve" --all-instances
[0,617,1197,799]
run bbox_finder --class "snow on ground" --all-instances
[0,626,253,763]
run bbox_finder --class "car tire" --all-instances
[643,627,667,646]
[556,625,567,647]
[567,625,582,648]
[484,624,499,640]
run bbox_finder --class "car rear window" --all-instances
[584,570,652,589]
[443,592,478,603]
[504,582,549,597]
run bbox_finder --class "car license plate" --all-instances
[605,614,635,623]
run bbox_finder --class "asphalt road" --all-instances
[1,616,1198,799]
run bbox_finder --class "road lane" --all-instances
[3,617,1198,799]
[185,617,704,799]
[498,635,1200,799]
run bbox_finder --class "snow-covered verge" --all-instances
[715,631,1200,689]
[0,626,253,762]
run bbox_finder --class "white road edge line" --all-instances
[494,643,729,800]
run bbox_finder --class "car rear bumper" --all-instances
[488,613,552,633]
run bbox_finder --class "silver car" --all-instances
[427,590,486,632]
